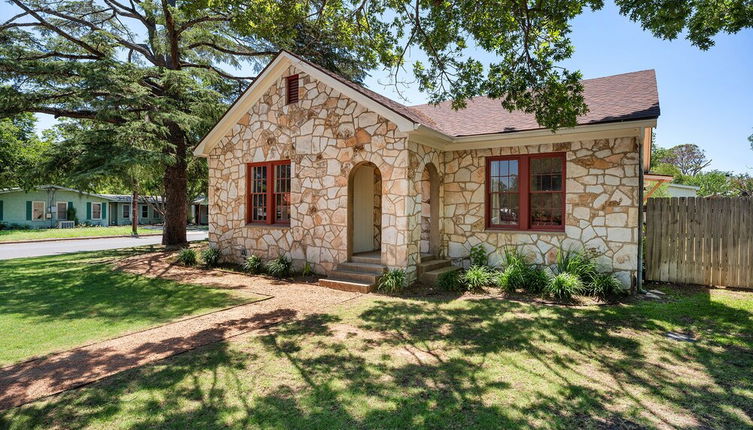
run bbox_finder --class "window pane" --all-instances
[274,163,291,222]
[531,157,563,192]
[491,192,519,226]
[57,203,67,220]
[123,205,130,218]
[530,193,563,226]
[490,159,518,192]
[32,202,44,220]
[92,204,101,219]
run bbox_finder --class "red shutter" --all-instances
[286,74,299,104]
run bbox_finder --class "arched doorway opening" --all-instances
[420,163,440,257]
[348,162,382,259]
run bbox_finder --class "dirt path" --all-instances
[0,252,364,410]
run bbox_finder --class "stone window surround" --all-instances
[485,151,566,232]
[245,159,291,226]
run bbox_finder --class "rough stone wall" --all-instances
[441,138,640,286]
[207,65,412,274]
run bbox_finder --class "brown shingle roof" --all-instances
[286,51,659,137]
[408,70,660,136]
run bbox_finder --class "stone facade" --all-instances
[207,65,641,287]
[208,65,413,275]
[440,138,640,286]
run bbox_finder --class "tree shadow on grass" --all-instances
[2,287,752,429]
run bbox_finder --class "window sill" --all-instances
[484,228,566,235]
[244,223,290,229]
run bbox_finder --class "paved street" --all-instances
[0,231,208,260]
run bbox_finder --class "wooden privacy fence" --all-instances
[645,197,753,288]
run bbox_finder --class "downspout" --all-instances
[636,131,646,294]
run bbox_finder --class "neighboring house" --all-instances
[194,50,660,289]
[99,194,165,226]
[0,185,113,228]
[664,183,700,197]
[191,196,209,225]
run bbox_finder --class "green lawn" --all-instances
[0,226,157,242]
[2,284,752,429]
[0,250,255,365]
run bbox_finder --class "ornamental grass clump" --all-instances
[176,248,197,266]
[546,272,584,300]
[243,255,265,274]
[266,255,292,279]
[435,269,464,292]
[586,272,626,298]
[201,247,221,268]
[378,269,406,293]
[463,265,495,291]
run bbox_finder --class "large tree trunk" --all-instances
[162,125,188,247]
[131,189,138,237]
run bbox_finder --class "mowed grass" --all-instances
[0,250,253,365]
[3,284,752,429]
[0,226,155,242]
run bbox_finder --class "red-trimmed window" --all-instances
[247,160,291,225]
[486,153,565,231]
[286,74,299,104]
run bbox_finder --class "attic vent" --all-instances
[286,74,299,104]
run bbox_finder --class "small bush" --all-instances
[586,273,626,298]
[266,255,292,279]
[176,248,197,266]
[378,269,406,293]
[201,247,221,268]
[495,265,527,292]
[435,268,464,292]
[546,273,583,300]
[525,268,551,294]
[243,255,265,274]
[556,248,598,283]
[463,265,494,291]
[495,248,548,293]
[469,244,489,267]
[302,262,314,277]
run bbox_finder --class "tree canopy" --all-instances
[0,112,50,189]
[1,0,751,244]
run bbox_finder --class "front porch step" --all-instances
[420,253,436,263]
[318,255,386,294]
[318,278,375,294]
[337,261,387,275]
[350,254,381,264]
[420,264,461,285]
[418,258,453,275]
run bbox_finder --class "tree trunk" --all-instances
[162,125,188,247]
[132,190,139,237]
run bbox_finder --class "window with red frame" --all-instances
[486,153,565,231]
[247,161,291,225]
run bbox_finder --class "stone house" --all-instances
[194,51,659,291]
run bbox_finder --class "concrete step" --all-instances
[421,265,461,285]
[420,254,436,262]
[329,268,380,284]
[350,254,381,264]
[318,278,375,293]
[418,259,452,275]
[337,261,387,275]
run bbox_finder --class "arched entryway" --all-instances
[348,162,382,259]
[420,163,440,257]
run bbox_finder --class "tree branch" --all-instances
[185,43,276,57]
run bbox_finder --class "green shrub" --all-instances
[201,247,221,268]
[524,267,551,294]
[302,262,314,277]
[266,255,292,279]
[243,255,265,274]
[435,268,464,292]
[469,244,489,267]
[495,264,527,292]
[463,265,494,291]
[555,248,598,283]
[546,273,583,300]
[378,269,406,293]
[176,248,197,266]
[586,273,626,298]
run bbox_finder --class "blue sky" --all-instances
[363,3,753,175]
[17,2,753,174]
